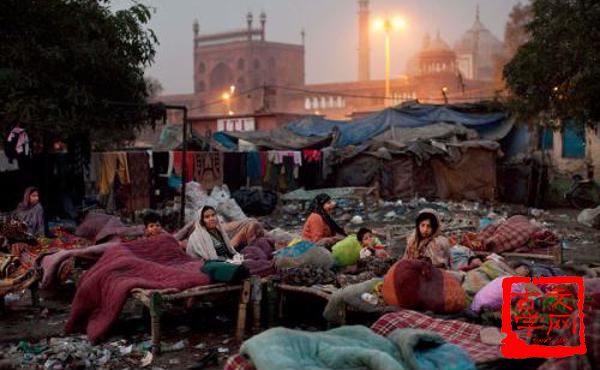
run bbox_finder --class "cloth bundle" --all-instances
[382,259,466,313]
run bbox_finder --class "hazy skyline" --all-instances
[113,0,524,95]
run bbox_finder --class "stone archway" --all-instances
[209,62,234,93]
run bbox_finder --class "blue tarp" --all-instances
[213,103,512,149]
[286,104,508,147]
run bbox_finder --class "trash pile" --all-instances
[0,333,238,370]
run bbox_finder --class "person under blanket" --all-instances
[186,206,242,260]
[13,187,45,237]
[403,208,450,269]
[301,193,346,247]
[143,211,163,237]
[357,227,390,259]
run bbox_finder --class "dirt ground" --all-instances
[1,203,599,369]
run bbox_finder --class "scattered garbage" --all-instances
[350,215,364,224]
[162,339,188,353]
[577,206,600,228]
[141,351,153,367]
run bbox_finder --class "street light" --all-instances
[441,86,448,104]
[222,85,236,115]
[373,16,406,106]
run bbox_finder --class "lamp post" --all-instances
[373,17,406,106]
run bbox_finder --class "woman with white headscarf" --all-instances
[186,205,241,260]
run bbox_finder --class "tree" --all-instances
[504,2,533,60]
[503,0,600,126]
[145,76,164,99]
[0,0,160,148]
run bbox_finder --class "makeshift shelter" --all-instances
[213,102,511,202]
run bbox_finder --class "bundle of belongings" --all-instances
[1,217,91,297]
[234,325,476,370]
[460,215,559,254]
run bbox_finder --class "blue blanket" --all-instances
[240,325,475,370]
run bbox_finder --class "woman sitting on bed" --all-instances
[186,206,242,260]
[175,211,264,251]
[301,193,346,247]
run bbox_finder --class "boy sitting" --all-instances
[357,227,389,259]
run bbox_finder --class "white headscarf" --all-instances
[186,206,237,260]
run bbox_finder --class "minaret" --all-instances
[193,19,199,37]
[472,5,481,79]
[358,0,370,81]
[260,11,266,41]
[246,12,253,41]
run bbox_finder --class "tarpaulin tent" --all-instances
[214,102,513,150]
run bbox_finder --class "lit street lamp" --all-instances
[222,85,236,115]
[373,16,406,106]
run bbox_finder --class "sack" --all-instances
[201,260,249,283]
[232,189,278,216]
[331,235,362,267]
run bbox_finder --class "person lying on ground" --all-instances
[403,208,450,269]
[186,206,243,261]
[13,186,45,237]
[301,193,346,247]
[143,211,163,238]
[357,227,390,259]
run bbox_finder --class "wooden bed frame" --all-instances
[131,276,263,355]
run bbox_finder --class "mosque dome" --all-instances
[454,7,505,81]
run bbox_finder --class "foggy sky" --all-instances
[112,0,524,95]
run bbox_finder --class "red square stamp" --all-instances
[501,276,586,358]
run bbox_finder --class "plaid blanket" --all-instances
[371,310,502,364]
[224,309,501,370]
[537,278,600,370]
[224,353,256,370]
[477,216,540,253]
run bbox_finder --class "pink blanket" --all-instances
[65,234,209,342]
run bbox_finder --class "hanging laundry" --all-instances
[267,151,302,166]
[303,149,321,163]
[195,152,224,190]
[301,150,323,190]
[259,151,268,178]
[166,151,174,176]
[4,126,30,162]
[98,152,130,195]
[126,152,151,211]
[223,152,246,191]
[173,151,194,182]
[88,153,102,183]
[246,151,261,180]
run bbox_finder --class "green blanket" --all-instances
[240,325,475,370]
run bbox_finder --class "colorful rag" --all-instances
[195,152,224,190]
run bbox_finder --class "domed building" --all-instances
[418,32,457,76]
[454,7,505,81]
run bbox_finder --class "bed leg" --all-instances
[250,276,262,333]
[236,279,251,343]
[149,292,163,355]
[266,280,279,328]
[30,282,39,307]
